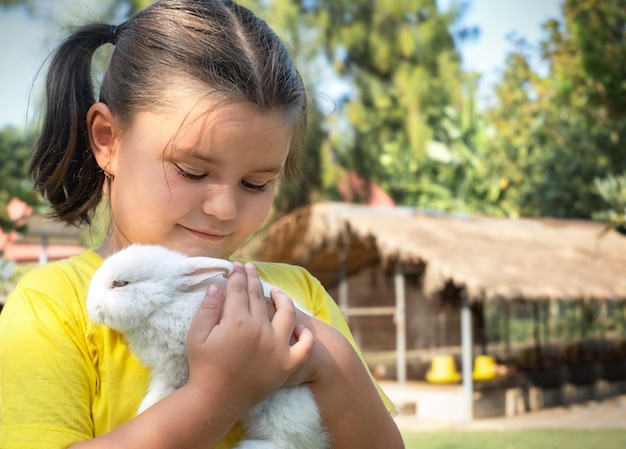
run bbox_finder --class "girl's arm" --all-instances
[286,308,405,449]
[71,262,313,448]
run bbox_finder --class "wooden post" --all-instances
[460,289,474,421]
[394,258,407,387]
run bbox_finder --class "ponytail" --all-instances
[29,24,114,227]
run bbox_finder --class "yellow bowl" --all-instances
[426,355,462,383]
[473,355,498,381]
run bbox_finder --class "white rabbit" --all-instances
[87,244,329,449]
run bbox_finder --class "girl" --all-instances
[0,1,404,448]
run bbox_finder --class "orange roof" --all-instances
[3,243,85,262]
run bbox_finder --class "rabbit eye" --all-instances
[111,280,129,288]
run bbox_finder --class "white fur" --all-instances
[87,244,329,449]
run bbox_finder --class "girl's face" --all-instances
[100,93,293,259]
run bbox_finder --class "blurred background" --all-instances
[2,1,626,441]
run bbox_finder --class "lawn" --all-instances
[402,429,626,449]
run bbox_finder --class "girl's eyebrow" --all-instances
[176,147,284,174]
[175,147,214,163]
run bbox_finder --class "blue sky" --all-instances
[451,0,563,106]
[0,6,48,129]
[0,0,563,129]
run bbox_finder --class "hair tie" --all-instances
[107,24,118,45]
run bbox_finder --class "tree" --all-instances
[273,0,489,214]
[485,0,626,219]
[316,1,453,200]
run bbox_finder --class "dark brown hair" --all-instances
[29,0,307,227]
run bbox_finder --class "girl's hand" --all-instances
[282,304,348,387]
[186,262,314,410]
[257,285,350,388]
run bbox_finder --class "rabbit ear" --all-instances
[180,256,276,298]
[179,257,234,290]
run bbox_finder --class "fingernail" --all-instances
[244,263,257,274]
[233,262,244,271]
[208,284,220,296]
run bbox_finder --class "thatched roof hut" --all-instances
[241,202,626,303]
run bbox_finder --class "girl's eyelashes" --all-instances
[241,179,268,192]
[174,163,206,181]
[174,162,270,191]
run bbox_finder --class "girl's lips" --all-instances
[183,226,225,241]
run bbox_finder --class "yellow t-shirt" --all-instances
[0,249,394,448]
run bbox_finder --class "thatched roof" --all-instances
[239,202,626,303]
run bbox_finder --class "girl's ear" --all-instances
[87,102,118,176]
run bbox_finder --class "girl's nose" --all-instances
[202,185,238,221]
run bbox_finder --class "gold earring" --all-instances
[103,161,114,181]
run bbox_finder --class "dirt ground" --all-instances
[393,393,626,432]
[380,382,626,431]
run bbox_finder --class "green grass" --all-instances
[402,429,626,449]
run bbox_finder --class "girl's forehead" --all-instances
[172,101,290,141]
[142,83,288,132]
[128,94,292,158]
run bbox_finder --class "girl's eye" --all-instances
[241,179,268,192]
[175,164,206,181]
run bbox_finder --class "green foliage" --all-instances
[307,0,474,209]
[0,126,41,233]
[592,173,626,234]
[485,0,626,219]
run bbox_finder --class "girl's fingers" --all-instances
[187,284,225,345]
[291,323,314,355]
[269,290,313,375]
[221,262,303,353]
[269,288,299,339]
[244,263,269,317]
[221,262,250,318]
[221,262,270,322]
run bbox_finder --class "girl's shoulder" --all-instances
[16,249,102,290]
[8,249,102,311]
